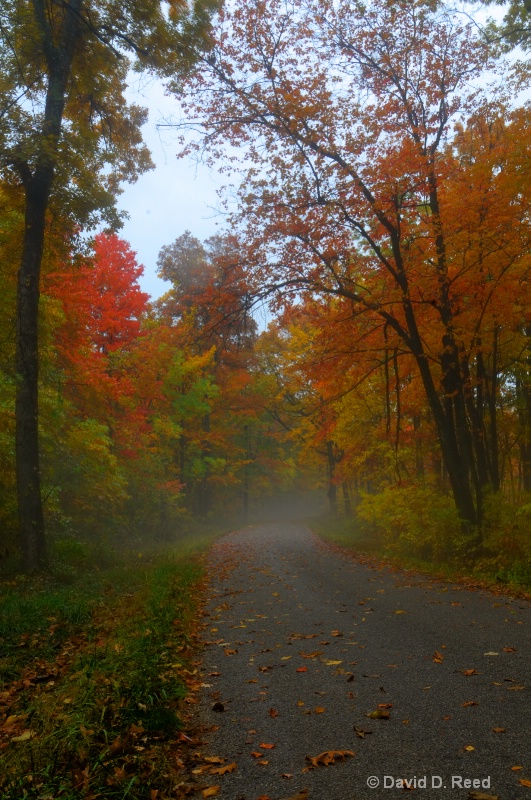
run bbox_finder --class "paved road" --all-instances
[195,523,530,800]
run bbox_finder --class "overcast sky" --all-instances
[119,76,229,300]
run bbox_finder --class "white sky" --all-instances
[119,76,228,299]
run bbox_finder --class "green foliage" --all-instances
[476,494,531,585]
[357,484,463,561]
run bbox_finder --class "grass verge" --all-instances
[0,531,220,800]
[311,514,531,599]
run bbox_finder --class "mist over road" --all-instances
[196,523,530,800]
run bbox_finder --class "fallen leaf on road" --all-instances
[462,701,479,707]
[324,660,342,666]
[502,646,516,653]
[300,651,322,659]
[519,779,531,788]
[394,610,407,614]
[269,708,279,717]
[354,726,372,738]
[468,793,500,800]
[331,631,343,637]
[378,703,392,709]
[433,651,444,663]
[259,743,275,749]
[224,649,237,656]
[463,745,475,752]
[211,763,237,775]
[202,756,224,764]
[305,750,354,768]
[461,669,480,676]
[511,766,523,771]
[251,752,263,758]
[366,709,390,719]
[491,727,505,733]
[296,667,308,673]
[314,707,326,713]
[278,791,309,800]
[202,788,220,798]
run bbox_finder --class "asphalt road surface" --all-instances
[196,523,530,800]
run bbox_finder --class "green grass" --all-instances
[0,529,221,799]
[312,513,531,597]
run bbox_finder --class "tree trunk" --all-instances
[16,173,52,570]
[519,326,531,493]
[14,0,83,570]
[326,440,337,514]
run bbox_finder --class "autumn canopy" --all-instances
[0,0,529,574]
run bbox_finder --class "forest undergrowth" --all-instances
[0,529,221,800]
[313,493,531,600]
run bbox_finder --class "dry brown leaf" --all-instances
[224,648,237,656]
[491,726,506,733]
[278,791,309,800]
[296,667,308,673]
[250,751,263,758]
[519,779,531,788]
[314,706,326,713]
[462,669,479,676]
[462,701,479,707]
[210,762,237,775]
[259,742,275,749]
[202,788,220,799]
[300,651,322,659]
[202,756,224,764]
[511,766,523,771]
[464,745,475,752]
[468,793,500,800]
[269,708,279,717]
[305,749,354,768]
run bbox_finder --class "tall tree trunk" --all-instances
[14,0,83,570]
[519,326,531,493]
[326,440,337,514]
[16,172,52,570]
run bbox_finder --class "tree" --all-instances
[0,0,219,569]
[178,0,531,537]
